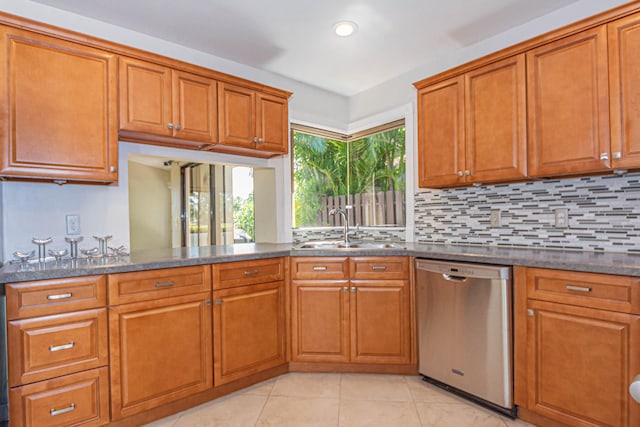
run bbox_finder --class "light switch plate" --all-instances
[66,215,81,235]
[490,210,501,228]
[554,208,568,228]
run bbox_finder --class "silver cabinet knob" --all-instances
[612,151,622,159]
[457,171,464,177]
[600,152,609,160]
[630,375,640,403]
[167,123,174,129]
[109,166,117,173]
[175,124,182,131]
[465,170,471,176]
[257,137,264,143]
[252,137,259,143]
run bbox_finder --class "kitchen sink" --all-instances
[294,241,405,250]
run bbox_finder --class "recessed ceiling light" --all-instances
[334,21,358,37]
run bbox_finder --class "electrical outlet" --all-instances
[490,210,501,228]
[554,208,568,228]
[66,215,81,235]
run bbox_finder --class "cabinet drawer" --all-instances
[213,257,284,289]
[108,265,211,304]
[9,367,109,427]
[290,257,349,280]
[8,308,108,387]
[350,257,409,280]
[526,267,640,314]
[5,275,106,320]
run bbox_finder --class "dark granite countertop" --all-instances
[0,242,638,286]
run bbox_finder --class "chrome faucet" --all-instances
[329,206,355,246]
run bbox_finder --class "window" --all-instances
[128,155,254,251]
[180,163,254,246]
[292,120,405,228]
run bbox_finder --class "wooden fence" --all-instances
[319,191,405,227]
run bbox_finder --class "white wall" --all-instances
[253,168,278,243]
[128,162,171,251]
[348,0,631,122]
[1,142,281,260]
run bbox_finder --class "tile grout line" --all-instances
[252,377,275,427]
[406,376,425,427]
[337,373,343,427]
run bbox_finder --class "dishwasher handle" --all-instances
[442,273,468,282]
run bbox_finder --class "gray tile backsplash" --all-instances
[414,172,640,253]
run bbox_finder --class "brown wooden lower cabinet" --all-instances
[515,266,640,427]
[350,280,411,364]
[108,292,213,420]
[526,300,640,427]
[290,280,351,363]
[9,367,109,427]
[290,256,413,366]
[213,281,286,385]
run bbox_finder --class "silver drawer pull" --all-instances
[154,281,174,288]
[50,403,75,416]
[566,285,592,293]
[243,270,260,276]
[50,342,75,352]
[47,292,72,300]
[312,266,327,271]
[372,265,387,271]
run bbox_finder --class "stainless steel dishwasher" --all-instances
[416,259,514,416]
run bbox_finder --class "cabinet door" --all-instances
[527,299,640,427]
[609,12,640,169]
[213,281,285,385]
[465,55,527,183]
[218,82,255,148]
[350,280,411,364]
[417,76,465,187]
[118,56,172,136]
[0,28,118,182]
[527,26,611,177]
[109,293,213,420]
[290,280,350,363]
[172,70,217,143]
[256,92,288,154]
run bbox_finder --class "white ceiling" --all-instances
[31,0,581,96]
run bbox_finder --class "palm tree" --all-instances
[293,127,405,227]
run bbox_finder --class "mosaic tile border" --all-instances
[293,227,406,243]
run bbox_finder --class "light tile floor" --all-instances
[144,373,534,427]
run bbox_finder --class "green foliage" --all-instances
[233,193,255,240]
[293,127,406,228]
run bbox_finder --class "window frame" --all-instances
[290,119,406,229]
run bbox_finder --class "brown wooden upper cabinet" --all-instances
[417,55,527,187]
[0,26,118,183]
[609,11,640,169]
[527,26,611,177]
[216,82,289,157]
[528,16,640,177]
[119,56,218,150]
